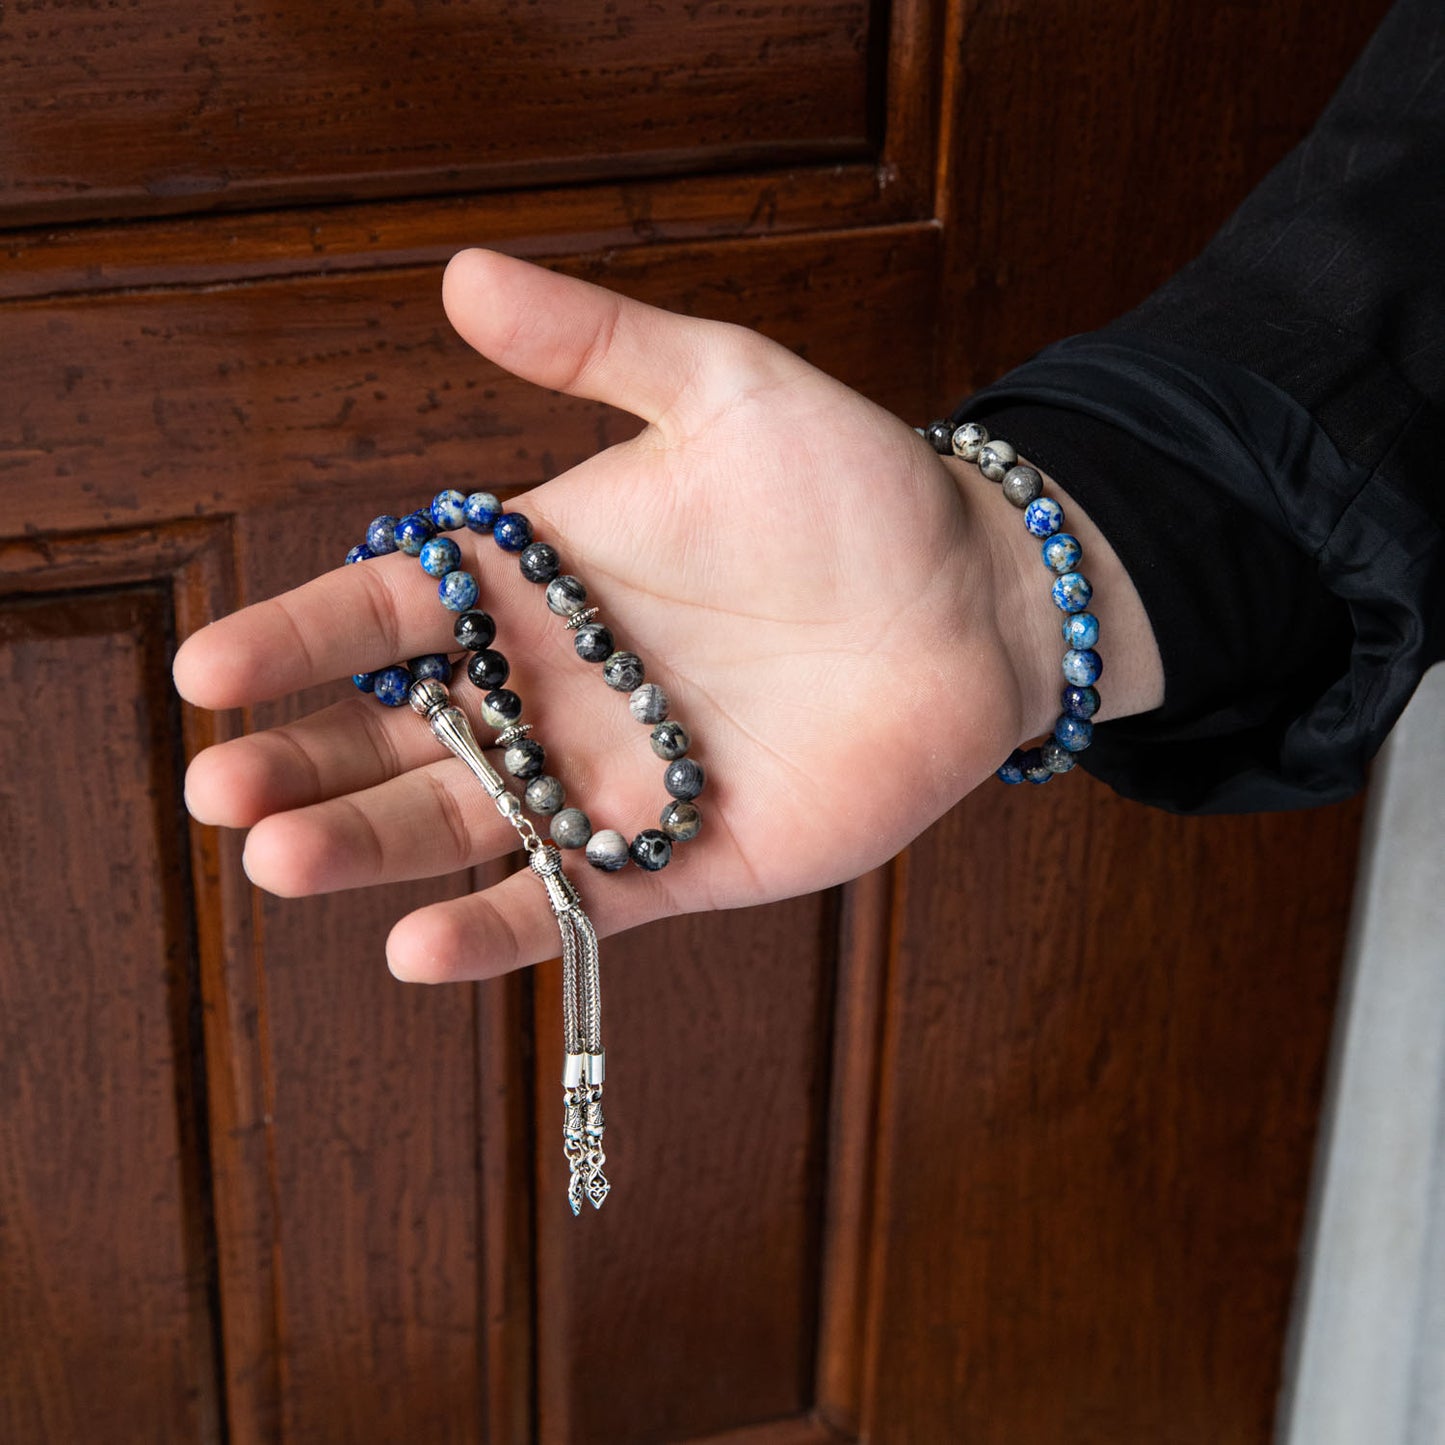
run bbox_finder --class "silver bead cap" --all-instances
[408,678,450,717]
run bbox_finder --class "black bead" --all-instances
[574,623,613,663]
[466,648,510,690]
[924,419,954,454]
[629,829,672,872]
[518,542,561,583]
[484,688,523,724]
[663,757,705,800]
[453,610,496,651]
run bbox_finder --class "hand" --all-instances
[174,249,1150,982]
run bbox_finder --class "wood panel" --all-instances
[0,0,878,227]
[0,582,221,1442]
[861,777,1364,1442]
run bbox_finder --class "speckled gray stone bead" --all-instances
[574,622,613,663]
[650,720,691,760]
[629,829,672,871]
[550,807,592,849]
[585,828,629,872]
[663,757,705,800]
[977,440,1018,481]
[602,650,644,691]
[659,799,701,841]
[951,421,989,461]
[545,575,588,617]
[629,683,669,724]
[524,774,566,815]
[480,688,522,729]
[1001,464,1043,508]
[503,738,546,779]
[518,542,560,583]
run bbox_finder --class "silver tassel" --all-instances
[410,678,608,1213]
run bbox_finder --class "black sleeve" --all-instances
[952,0,1445,814]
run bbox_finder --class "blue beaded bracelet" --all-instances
[346,488,706,871]
[923,420,1102,786]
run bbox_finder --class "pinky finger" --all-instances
[385,852,677,983]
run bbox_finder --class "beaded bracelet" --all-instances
[922,420,1103,785]
[343,488,709,1215]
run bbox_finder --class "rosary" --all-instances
[344,489,705,1215]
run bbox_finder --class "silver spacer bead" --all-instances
[493,721,534,748]
[408,678,451,718]
[564,606,601,631]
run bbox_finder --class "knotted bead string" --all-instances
[923,420,1103,785]
[345,488,706,868]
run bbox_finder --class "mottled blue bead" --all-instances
[1062,648,1103,687]
[1041,533,1081,573]
[464,491,501,531]
[419,536,461,578]
[1023,497,1064,539]
[395,510,436,556]
[1051,572,1093,613]
[353,671,376,693]
[492,512,533,552]
[366,515,400,555]
[438,569,480,612]
[345,543,374,565]
[373,666,411,707]
[1062,612,1099,650]
[1041,736,1077,773]
[1062,685,1100,719]
[997,751,1026,784]
[409,654,452,685]
[430,489,467,531]
[1054,714,1094,752]
[1020,746,1052,785]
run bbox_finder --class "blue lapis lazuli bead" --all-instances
[1062,648,1103,687]
[1023,497,1064,539]
[997,752,1026,785]
[345,543,374,565]
[418,536,460,578]
[1042,533,1081,573]
[1020,746,1052,784]
[395,510,436,556]
[409,654,453,685]
[1062,685,1100,719]
[374,666,411,707]
[464,492,501,531]
[1054,715,1094,752]
[1062,611,1100,650]
[430,489,468,531]
[353,670,376,693]
[438,569,480,612]
[366,514,400,555]
[492,512,532,552]
[1051,572,1093,613]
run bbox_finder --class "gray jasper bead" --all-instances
[629,829,672,872]
[663,757,705,800]
[659,799,701,841]
[574,622,613,663]
[480,688,522,729]
[629,683,669,724]
[1001,464,1043,508]
[524,774,566,815]
[585,828,629,872]
[550,807,592,849]
[503,738,546,779]
[602,650,644,691]
[977,440,1018,481]
[650,720,691,760]
[546,575,588,617]
[951,421,989,461]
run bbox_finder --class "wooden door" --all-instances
[0,2,1387,1440]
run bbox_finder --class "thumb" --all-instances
[442,248,710,427]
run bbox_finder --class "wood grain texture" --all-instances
[0,0,876,227]
[0,584,221,1442]
[861,776,1364,1442]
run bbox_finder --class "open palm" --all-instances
[175,249,1026,981]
